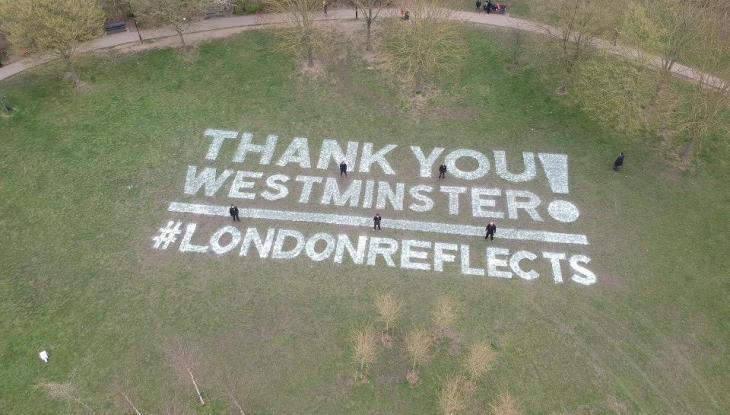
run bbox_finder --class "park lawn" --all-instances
[0,27,728,414]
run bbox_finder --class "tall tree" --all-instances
[131,0,212,46]
[382,0,467,93]
[267,0,326,67]
[671,5,730,164]
[625,0,729,161]
[574,0,730,165]
[353,0,386,51]
[534,0,614,89]
[0,0,104,86]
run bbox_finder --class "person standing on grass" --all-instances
[373,213,382,230]
[485,221,496,240]
[340,160,348,177]
[613,152,625,171]
[438,163,447,179]
[476,0,482,12]
[229,205,240,222]
[323,0,327,16]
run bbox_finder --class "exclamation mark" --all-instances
[538,153,569,194]
[539,153,580,224]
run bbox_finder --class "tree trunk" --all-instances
[366,19,372,51]
[134,19,144,44]
[62,55,83,89]
[648,72,672,132]
[176,28,186,47]
[680,137,696,166]
[414,71,423,94]
[307,44,314,67]
[0,96,13,114]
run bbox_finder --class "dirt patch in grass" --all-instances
[300,60,327,78]
[375,371,400,386]
[405,369,420,386]
[442,327,463,356]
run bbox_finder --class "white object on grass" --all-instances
[39,350,49,363]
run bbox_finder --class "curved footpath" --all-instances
[0,7,725,90]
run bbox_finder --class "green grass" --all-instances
[1,28,728,414]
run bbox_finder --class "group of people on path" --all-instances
[228,152,626,239]
[475,1,504,14]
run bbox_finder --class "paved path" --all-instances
[0,8,725,90]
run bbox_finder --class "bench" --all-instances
[205,7,227,19]
[104,20,127,34]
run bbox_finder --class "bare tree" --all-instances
[490,390,522,415]
[404,327,432,385]
[622,0,705,74]
[38,382,94,414]
[210,366,248,415]
[130,0,212,46]
[353,0,386,51]
[574,0,729,165]
[575,52,656,136]
[165,339,206,406]
[374,292,401,335]
[111,378,144,415]
[669,3,730,164]
[267,0,328,67]
[438,374,467,415]
[533,0,614,91]
[463,341,496,383]
[0,0,105,87]
[352,326,378,381]
[382,0,467,93]
[431,295,457,337]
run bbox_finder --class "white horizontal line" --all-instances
[167,202,589,246]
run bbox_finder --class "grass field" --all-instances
[1,26,729,414]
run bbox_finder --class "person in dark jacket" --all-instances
[229,205,240,222]
[438,163,447,179]
[340,160,348,177]
[613,152,625,171]
[485,221,496,240]
[476,0,482,12]
[373,213,382,230]
[483,1,489,12]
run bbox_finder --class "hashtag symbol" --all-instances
[152,221,183,250]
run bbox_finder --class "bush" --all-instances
[233,0,263,15]
[100,0,132,20]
